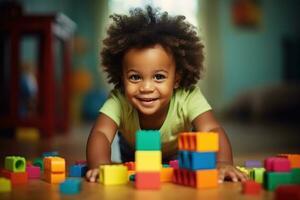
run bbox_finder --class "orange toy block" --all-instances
[135,172,160,189]
[44,157,65,172]
[195,169,218,189]
[44,171,65,184]
[160,167,174,182]
[0,168,28,184]
[178,132,219,152]
[124,162,135,170]
[178,132,190,150]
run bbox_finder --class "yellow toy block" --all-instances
[195,169,218,188]
[160,167,173,182]
[44,171,65,184]
[135,151,162,171]
[0,177,11,192]
[236,166,250,176]
[99,165,128,185]
[44,157,65,172]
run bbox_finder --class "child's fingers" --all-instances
[227,171,238,182]
[86,169,99,182]
[218,168,225,183]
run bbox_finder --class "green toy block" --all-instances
[263,171,292,191]
[33,157,44,171]
[136,130,161,151]
[250,168,265,183]
[291,168,300,184]
[4,156,26,172]
[0,178,11,192]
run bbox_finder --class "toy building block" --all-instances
[44,171,66,184]
[236,166,250,176]
[250,168,265,183]
[178,132,190,150]
[282,154,300,168]
[194,169,218,189]
[135,151,162,171]
[69,164,87,177]
[244,160,263,168]
[128,170,135,181]
[135,172,160,189]
[169,160,179,169]
[44,157,65,172]
[0,169,28,184]
[242,180,262,195]
[99,165,128,185]
[123,162,135,170]
[42,151,59,158]
[264,157,291,172]
[291,168,300,184]
[0,177,11,192]
[178,132,219,152]
[5,156,26,172]
[75,160,87,165]
[136,130,161,151]
[33,157,44,171]
[275,185,300,200]
[179,151,216,170]
[26,164,41,179]
[59,178,82,195]
[160,167,173,182]
[263,171,292,191]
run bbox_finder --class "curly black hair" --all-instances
[101,5,204,89]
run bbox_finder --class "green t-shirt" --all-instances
[99,86,211,156]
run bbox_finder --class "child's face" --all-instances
[122,44,180,117]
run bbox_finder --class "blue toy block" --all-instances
[42,151,59,157]
[179,151,216,170]
[136,130,161,151]
[69,164,87,177]
[59,178,82,194]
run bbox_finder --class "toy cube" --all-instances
[136,130,161,151]
[169,160,179,169]
[195,169,218,189]
[264,157,291,172]
[263,171,292,191]
[0,169,28,184]
[33,157,44,171]
[160,167,173,182]
[291,168,300,184]
[99,165,128,185]
[250,168,265,183]
[244,160,263,168]
[26,164,41,179]
[179,151,216,170]
[44,171,65,184]
[135,172,160,189]
[42,151,59,158]
[44,157,65,172]
[194,132,219,152]
[0,177,11,192]
[178,132,190,150]
[275,185,300,200]
[69,164,87,177]
[278,154,300,168]
[242,180,262,195]
[59,178,82,195]
[135,151,161,171]
[5,156,26,172]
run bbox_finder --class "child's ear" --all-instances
[174,73,181,89]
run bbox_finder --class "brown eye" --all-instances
[154,74,166,81]
[129,74,141,81]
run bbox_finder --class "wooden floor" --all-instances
[0,119,299,199]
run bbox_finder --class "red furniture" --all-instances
[0,3,75,136]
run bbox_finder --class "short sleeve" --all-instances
[186,87,212,121]
[99,90,121,126]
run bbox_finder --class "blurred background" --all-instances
[0,0,299,165]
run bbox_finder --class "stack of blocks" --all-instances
[173,132,219,189]
[44,157,66,183]
[135,130,161,189]
[1,156,28,185]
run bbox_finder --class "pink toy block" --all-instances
[242,180,262,195]
[264,157,291,172]
[275,185,300,200]
[169,160,179,169]
[26,165,41,179]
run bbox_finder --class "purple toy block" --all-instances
[169,160,179,169]
[245,160,263,168]
[264,157,291,172]
[26,164,40,179]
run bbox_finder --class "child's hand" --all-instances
[86,168,99,182]
[217,162,249,183]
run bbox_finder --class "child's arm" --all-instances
[86,113,118,182]
[192,110,248,182]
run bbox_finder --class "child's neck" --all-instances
[138,104,169,130]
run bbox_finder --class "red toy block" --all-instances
[242,180,262,195]
[275,185,300,200]
[135,172,160,189]
[124,162,135,170]
[26,164,41,179]
[0,168,28,184]
[169,160,179,169]
[265,157,291,172]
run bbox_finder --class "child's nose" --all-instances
[139,80,154,92]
